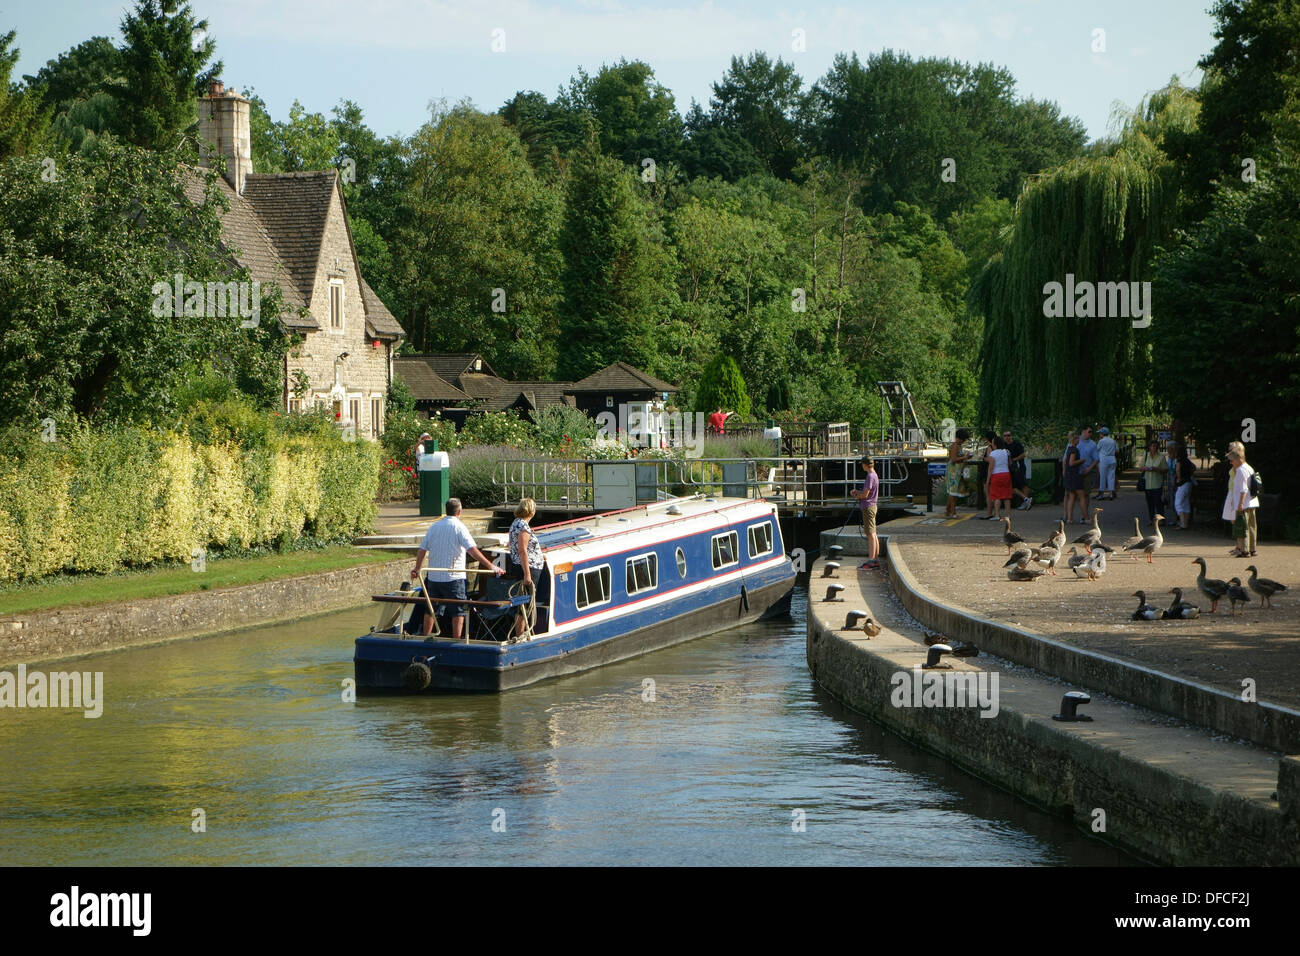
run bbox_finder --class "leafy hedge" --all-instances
[0,409,379,582]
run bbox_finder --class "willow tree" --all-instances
[972,83,1198,426]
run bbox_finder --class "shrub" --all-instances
[448,444,518,508]
[533,405,599,453]
[459,410,536,448]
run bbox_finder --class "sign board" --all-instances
[927,462,947,476]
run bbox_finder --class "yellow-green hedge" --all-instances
[0,421,379,582]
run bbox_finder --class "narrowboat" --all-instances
[353,495,795,693]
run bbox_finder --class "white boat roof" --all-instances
[528,496,777,563]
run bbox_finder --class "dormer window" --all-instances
[329,279,344,332]
[473,358,482,371]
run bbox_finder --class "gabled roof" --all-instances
[569,362,677,393]
[456,372,508,400]
[482,382,576,413]
[421,353,500,383]
[360,277,403,340]
[393,357,471,402]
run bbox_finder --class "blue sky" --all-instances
[8,0,1218,142]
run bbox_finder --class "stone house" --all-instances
[191,80,403,437]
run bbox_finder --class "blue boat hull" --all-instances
[354,567,793,693]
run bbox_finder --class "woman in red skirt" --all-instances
[986,435,1014,520]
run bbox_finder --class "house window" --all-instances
[711,531,739,570]
[371,397,383,437]
[288,397,301,414]
[348,397,361,428]
[329,281,344,331]
[576,565,612,610]
[625,552,658,596]
[747,522,774,558]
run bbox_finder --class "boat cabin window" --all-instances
[711,531,739,570]
[675,547,687,578]
[747,522,774,558]
[626,553,658,595]
[576,565,612,610]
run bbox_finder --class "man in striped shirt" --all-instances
[412,498,504,638]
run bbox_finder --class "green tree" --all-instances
[395,101,561,378]
[694,354,751,418]
[23,36,121,154]
[706,52,806,179]
[556,135,678,381]
[0,31,50,159]
[111,0,221,150]
[0,140,290,422]
[561,59,685,168]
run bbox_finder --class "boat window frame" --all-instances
[575,563,612,611]
[711,530,740,570]
[625,551,659,596]
[675,547,687,578]
[747,521,774,558]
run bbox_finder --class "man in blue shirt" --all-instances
[1076,426,1099,520]
[850,456,880,568]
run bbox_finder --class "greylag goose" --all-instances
[1192,557,1230,614]
[1034,544,1061,575]
[1123,515,1164,564]
[1161,587,1200,620]
[1225,578,1250,616]
[1083,547,1108,581]
[1007,564,1046,581]
[1245,566,1287,609]
[1072,507,1103,553]
[1042,520,1066,552]
[1003,545,1038,569]
[1001,517,1027,553]
[1121,517,1144,559]
[1066,546,1091,576]
[1131,590,1161,621]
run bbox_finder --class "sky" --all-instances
[6,0,1220,143]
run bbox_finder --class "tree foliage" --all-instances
[694,355,751,417]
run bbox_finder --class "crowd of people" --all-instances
[943,426,1263,554]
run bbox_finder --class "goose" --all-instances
[1123,515,1165,564]
[1161,587,1200,620]
[1042,520,1066,552]
[1083,547,1108,581]
[1072,507,1103,553]
[1121,516,1144,559]
[1066,546,1091,576]
[1003,545,1037,569]
[1001,517,1027,554]
[1225,578,1250,616]
[1007,564,1047,582]
[1245,565,1288,609]
[1034,544,1061,575]
[1131,590,1161,621]
[1192,557,1230,614]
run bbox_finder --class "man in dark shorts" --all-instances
[1003,428,1031,510]
[850,456,880,569]
[412,498,504,638]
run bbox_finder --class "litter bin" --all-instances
[418,450,450,517]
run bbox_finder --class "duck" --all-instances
[1131,590,1162,621]
[1123,515,1164,564]
[1192,557,1230,614]
[1034,544,1061,575]
[1161,587,1200,620]
[1001,517,1027,554]
[1042,520,1066,552]
[862,617,882,637]
[1007,564,1047,582]
[1225,578,1250,616]
[1121,516,1144,559]
[1245,565,1288,609]
[1083,547,1108,581]
[1072,507,1103,553]
[1066,546,1091,576]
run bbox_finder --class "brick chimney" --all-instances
[198,80,252,195]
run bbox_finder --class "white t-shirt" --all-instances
[989,448,1010,475]
[1223,463,1259,520]
[418,516,478,582]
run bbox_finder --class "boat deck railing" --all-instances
[492,454,924,510]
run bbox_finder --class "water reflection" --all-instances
[0,595,1131,866]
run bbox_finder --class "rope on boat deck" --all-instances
[509,580,536,641]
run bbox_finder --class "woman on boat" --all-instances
[508,498,546,637]
[945,428,973,518]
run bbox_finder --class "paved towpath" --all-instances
[873,476,1300,710]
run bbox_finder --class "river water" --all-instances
[0,588,1130,865]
